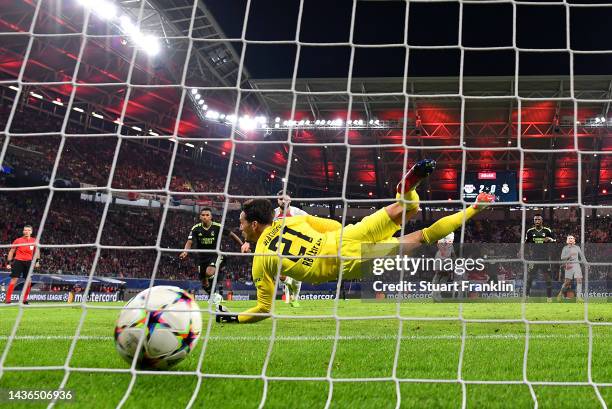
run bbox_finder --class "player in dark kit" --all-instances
[524,214,556,302]
[5,225,40,304]
[179,208,243,302]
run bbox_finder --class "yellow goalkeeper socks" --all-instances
[396,190,420,211]
[421,206,478,244]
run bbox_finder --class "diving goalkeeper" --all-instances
[217,160,495,323]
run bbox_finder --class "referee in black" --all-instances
[179,208,243,299]
[524,214,556,302]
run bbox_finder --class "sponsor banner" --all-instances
[0,291,118,303]
[196,199,213,206]
[296,293,336,300]
[194,294,251,302]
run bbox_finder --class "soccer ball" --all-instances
[114,286,202,369]
[211,292,223,305]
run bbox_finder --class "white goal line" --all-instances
[0,332,607,342]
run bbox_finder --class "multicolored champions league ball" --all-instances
[114,286,202,370]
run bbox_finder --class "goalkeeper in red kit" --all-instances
[4,225,40,304]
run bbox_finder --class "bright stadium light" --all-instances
[185,143,194,148]
[139,35,160,56]
[119,16,137,35]
[239,116,257,130]
[149,130,159,136]
[8,85,19,91]
[275,117,280,122]
[91,112,103,119]
[52,99,63,106]
[202,105,208,111]
[132,126,142,131]
[198,99,205,105]
[96,1,117,20]
[191,88,198,95]
[72,107,84,113]
[194,94,201,100]
[205,110,220,120]
[30,92,43,99]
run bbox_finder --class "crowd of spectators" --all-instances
[1,107,269,198]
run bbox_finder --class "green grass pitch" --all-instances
[0,299,610,408]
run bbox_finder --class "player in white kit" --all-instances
[431,232,456,301]
[556,235,586,301]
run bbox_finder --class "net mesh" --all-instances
[0,0,610,408]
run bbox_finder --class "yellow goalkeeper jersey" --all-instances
[238,209,400,323]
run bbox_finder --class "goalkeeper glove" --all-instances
[215,304,239,324]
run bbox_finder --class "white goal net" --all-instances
[0,0,610,408]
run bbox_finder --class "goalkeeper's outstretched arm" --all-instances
[237,273,274,323]
[216,255,276,324]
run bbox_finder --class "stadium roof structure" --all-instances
[0,1,610,204]
[243,75,611,204]
[0,0,261,133]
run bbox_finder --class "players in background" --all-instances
[274,190,308,219]
[180,208,243,305]
[524,214,555,302]
[4,225,40,304]
[241,190,308,307]
[431,232,455,301]
[275,190,308,307]
[557,235,586,302]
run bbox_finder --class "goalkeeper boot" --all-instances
[396,159,436,195]
[396,159,436,210]
[471,192,496,211]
